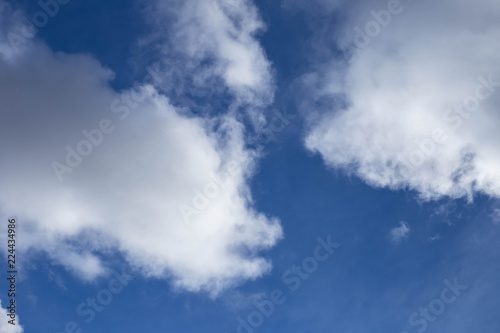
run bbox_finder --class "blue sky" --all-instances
[1,0,500,332]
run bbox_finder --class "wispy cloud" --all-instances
[142,0,275,125]
[389,222,410,244]
[491,208,500,224]
[428,234,442,242]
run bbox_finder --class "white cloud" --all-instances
[147,0,275,114]
[0,1,24,61]
[491,209,500,225]
[0,300,23,333]
[428,234,442,242]
[0,35,281,295]
[304,0,500,200]
[389,222,410,244]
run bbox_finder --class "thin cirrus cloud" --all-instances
[304,0,500,200]
[0,0,281,296]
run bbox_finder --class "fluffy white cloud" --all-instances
[305,0,500,200]
[145,0,275,126]
[0,31,281,295]
[389,222,410,244]
[0,300,22,333]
